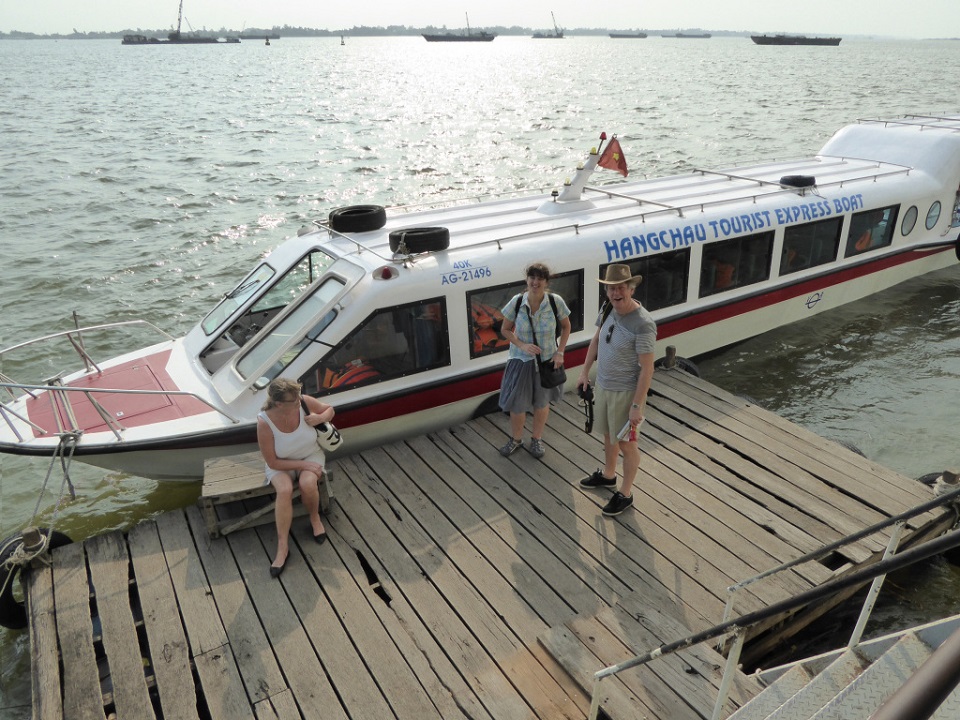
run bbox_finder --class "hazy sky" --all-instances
[3,0,958,39]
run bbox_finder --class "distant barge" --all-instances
[752,34,842,46]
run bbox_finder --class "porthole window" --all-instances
[925,201,941,230]
[901,206,918,236]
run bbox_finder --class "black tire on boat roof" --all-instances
[389,227,451,254]
[328,204,387,233]
[0,528,73,630]
[780,175,816,188]
[654,355,701,377]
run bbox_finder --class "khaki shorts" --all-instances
[594,386,637,443]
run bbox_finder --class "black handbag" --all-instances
[538,357,567,388]
[526,300,566,389]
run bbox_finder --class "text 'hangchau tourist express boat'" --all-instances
[2,115,960,478]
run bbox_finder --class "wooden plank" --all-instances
[316,481,493,720]
[193,647,257,720]
[153,510,229,655]
[537,623,653,720]
[27,560,62,720]
[654,371,937,525]
[252,688,301,720]
[85,532,156,719]
[354,444,586,718]
[127,521,200,720]
[333,454,534,719]
[565,614,704,719]
[470,414,725,632]
[638,405,870,564]
[614,591,763,708]
[52,541,103,720]
[225,526,351,720]
[661,371,939,514]
[183,505,287,705]
[425,429,626,611]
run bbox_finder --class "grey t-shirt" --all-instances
[595,304,657,392]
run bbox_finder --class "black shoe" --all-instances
[270,557,288,578]
[313,531,328,545]
[602,491,634,517]
[580,469,617,488]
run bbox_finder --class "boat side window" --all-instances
[844,205,900,258]
[925,201,942,231]
[236,278,344,381]
[780,217,842,275]
[901,206,918,236]
[698,231,774,298]
[599,249,690,313]
[302,298,450,397]
[466,271,583,358]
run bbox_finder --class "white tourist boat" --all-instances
[2,114,960,478]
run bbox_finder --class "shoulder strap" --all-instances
[299,398,310,416]
[600,301,614,326]
[514,293,523,316]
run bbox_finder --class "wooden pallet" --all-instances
[199,452,333,538]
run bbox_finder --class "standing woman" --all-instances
[257,378,335,577]
[498,262,572,459]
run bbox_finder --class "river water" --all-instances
[2,35,960,713]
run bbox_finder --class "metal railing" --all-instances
[0,382,241,441]
[587,483,960,720]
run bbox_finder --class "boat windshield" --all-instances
[201,264,276,335]
[200,249,336,337]
[237,277,344,382]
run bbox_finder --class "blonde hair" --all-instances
[262,378,302,410]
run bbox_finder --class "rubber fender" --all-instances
[388,227,450,254]
[780,175,816,188]
[654,356,701,377]
[328,204,387,233]
[0,528,73,630]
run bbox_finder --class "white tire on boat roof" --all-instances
[389,227,451,254]
[328,204,387,233]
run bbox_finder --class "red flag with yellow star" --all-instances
[598,137,628,177]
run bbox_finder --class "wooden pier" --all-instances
[24,369,953,719]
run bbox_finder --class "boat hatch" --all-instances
[25,349,212,438]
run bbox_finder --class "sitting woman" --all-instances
[257,377,335,577]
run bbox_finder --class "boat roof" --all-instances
[310,113,960,272]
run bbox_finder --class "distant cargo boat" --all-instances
[121,0,239,44]
[609,31,648,39]
[751,34,842,46]
[532,11,564,39]
[662,32,711,38]
[238,32,280,40]
[424,12,496,42]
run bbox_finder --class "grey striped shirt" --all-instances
[595,305,657,392]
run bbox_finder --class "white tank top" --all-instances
[258,406,321,462]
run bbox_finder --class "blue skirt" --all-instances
[499,358,562,414]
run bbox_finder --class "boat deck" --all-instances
[25,369,952,719]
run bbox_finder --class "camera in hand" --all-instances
[577,384,594,402]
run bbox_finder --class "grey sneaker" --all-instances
[602,491,634,517]
[499,438,523,457]
[580,469,617,488]
[528,438,545,459]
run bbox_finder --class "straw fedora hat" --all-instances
[599,264,643,285]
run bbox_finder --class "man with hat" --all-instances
[576,264,657,516]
